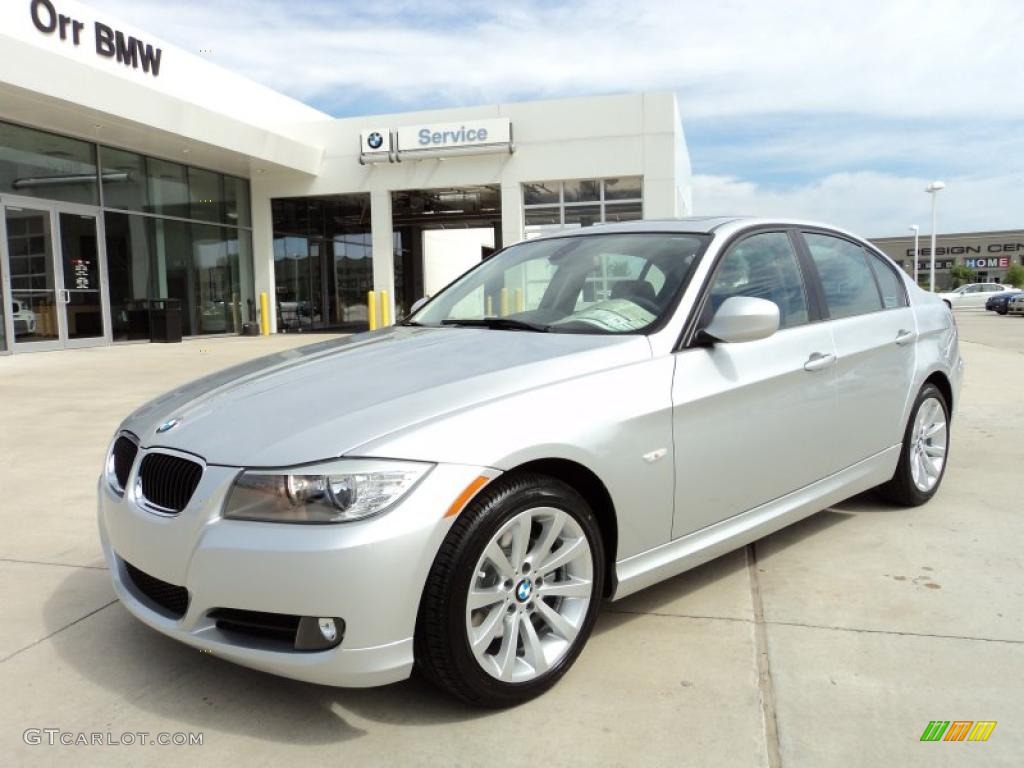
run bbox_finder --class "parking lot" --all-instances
[1,311,1022,767]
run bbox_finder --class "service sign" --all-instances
[396,118,512,153]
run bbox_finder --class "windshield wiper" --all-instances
[441,317,550,332]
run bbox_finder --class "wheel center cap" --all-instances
[515,578,532,602]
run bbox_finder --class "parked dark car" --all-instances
[986,290,1022,315]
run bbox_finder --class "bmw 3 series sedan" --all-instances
[99,217,962,707]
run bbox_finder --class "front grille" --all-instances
[138,452,203,513]
[110,435,138,491]
[124,561,189,619]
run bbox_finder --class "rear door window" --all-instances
[804,233,883,319]
[865,252,908,309]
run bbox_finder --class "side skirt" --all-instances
[612,446,901,600]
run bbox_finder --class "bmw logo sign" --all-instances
[515,579,532,602]
[367,132,384,150]
[156,417,181,433]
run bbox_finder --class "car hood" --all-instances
[123,326,650,466]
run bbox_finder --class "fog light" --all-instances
[294,616,345,651]
[318,617,337,643]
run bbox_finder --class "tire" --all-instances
[875,383,950,506]
[415,472,605,707]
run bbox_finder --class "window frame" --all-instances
[794,229,910,321]
[679,226,825,350]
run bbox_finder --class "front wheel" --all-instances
[415,473,605,707]
[875,383,950,506]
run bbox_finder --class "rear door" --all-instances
[798,232,916,466]
[670,230,841,539]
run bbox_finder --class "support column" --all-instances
[250,182,277,333]
[501,182,524,248]
[370,189,395,323]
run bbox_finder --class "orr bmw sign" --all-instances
[29,0,162,77]
[360,118,513,164]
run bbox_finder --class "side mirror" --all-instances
[409,296,430,315]
[699,296,779,344]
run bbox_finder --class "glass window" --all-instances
[805,233,883,319]
[604,201,643,222]
[147,158,189,218]
[866,252,908,309]
[188,167,223,223]
[411,233,707,334]
[523,182,560,205]
[709,232,810,329]
[564,205,602,228]
[563,179,601,203]
[524,207,561,226]
[0,121,98,205]
[99,146,147,211]
[604,176,643,200]
[224,175,251,227]
[191,223,232,333]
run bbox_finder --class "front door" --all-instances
[1,198,110,351]
[671,231,842,539]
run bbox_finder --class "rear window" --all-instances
[866,252,908,309]
[804,233,883,319]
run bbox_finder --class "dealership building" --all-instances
[870,230,1024,291]
[0,0,691,353]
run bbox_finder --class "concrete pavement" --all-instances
[0,314,1021,766]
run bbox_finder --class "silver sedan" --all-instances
[98,217,962,706]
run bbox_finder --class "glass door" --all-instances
[1,198,110,351]
[58,210,107,346]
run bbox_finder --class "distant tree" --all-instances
[949,264,977,288]
[1004,263,1024,288]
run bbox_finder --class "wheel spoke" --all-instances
[527,510,566,569]
[468,587,506,611]
[535,598,579,642]
[537,577,592,600]
[520,618,548,675]
[484,541,515,580]
[923,421,945,439]
[509,512,531,570]
[924,443,946,458]
[495,613,521,680]
[539,536,586,576]
[471,605,505,653]
[923,456,939,479]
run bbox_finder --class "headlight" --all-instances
[223,459,432,523]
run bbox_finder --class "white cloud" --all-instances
[692,172,1024,237]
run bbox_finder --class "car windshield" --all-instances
[407,232,708,334]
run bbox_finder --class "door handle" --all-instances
[803,352,836,372]
[895,329,915,346]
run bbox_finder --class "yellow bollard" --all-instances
[259,291,270,336]
[381,290,390,327]
[486,295,493,317]
[367,291,378,331]
[514,288,524,314]
[499,288,509,317]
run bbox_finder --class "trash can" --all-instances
[241,322,260,336]
[149,299,183,343]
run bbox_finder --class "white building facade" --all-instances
[0,0,691,351]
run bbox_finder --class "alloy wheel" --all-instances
[465,506,594,683]
[910,396,948,492]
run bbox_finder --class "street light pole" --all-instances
[909,224,920,285]
[925,181,946,291]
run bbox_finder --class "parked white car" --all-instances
[937,282,1014,308]
[99,217,963,706]
[1007,293,1024,316]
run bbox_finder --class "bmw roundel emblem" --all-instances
[156,417,181,434]
[515,579,532,602]
[367,132,384,150]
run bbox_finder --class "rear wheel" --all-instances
[415,473,604,707]
[875,383,950,506]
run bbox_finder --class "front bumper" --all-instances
[98,458,495,687]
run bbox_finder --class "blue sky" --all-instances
[93,0,1024,237]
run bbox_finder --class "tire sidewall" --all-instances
[441,477,604,705]
[898,383,951,504]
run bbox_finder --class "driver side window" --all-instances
[708,232,810,329]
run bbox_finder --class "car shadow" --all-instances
[41,498,874,740]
